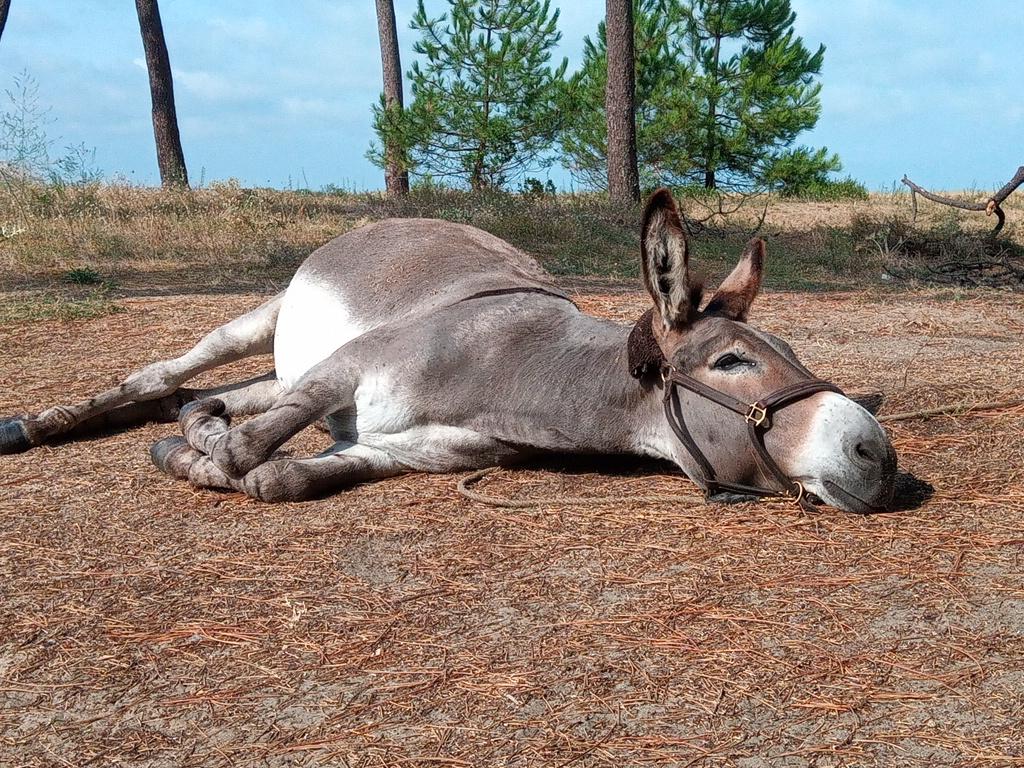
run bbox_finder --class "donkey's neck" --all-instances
[514,314,671,459]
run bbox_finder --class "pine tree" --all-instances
[372,0,568,191]
[680,0,837,189]
[562,0,838,193]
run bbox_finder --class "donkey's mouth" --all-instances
[822,479,891,514]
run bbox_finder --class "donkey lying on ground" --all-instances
[0,190,896,512]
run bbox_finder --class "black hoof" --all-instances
[150,436,193,479]
[0,418,32,455]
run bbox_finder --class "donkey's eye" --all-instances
[712,353,747,370]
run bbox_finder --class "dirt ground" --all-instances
[1,286,1023,767]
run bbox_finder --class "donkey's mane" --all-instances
[626,281,704,379]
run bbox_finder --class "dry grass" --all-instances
[2,184,1022,306]
[1,287,1023,766]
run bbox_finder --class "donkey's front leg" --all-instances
[191,356,362,479]
[156,443,406,502]
[0,294,282,454]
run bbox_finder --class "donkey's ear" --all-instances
[704,237,765,322]
[641,188,694,331]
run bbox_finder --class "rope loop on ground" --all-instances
[456,467,704,510]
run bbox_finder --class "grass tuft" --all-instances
[0,288,122,324]
[62,266,104,285]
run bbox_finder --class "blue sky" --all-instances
[0,0,1020,191]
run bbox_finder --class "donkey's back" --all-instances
[274,218,564,387]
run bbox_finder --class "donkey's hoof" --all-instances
[150,436,195,479]
[179,398,229,436]
[0,418,31,455]
[179,397,226,423]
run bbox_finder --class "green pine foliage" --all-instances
[562,0,840,193]
[560,0,683,191]
[370,0,568,191]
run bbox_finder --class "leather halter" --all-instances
[660,364,843,512]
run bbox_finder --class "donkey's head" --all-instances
[637,189,896,512]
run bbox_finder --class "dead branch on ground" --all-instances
[901,165,1024,237]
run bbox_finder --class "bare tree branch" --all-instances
[987,165,1024,210]
[901,165,1024,238]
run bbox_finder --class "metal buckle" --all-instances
[745,402,768,427]
[660,364,676,386]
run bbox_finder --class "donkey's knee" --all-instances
[120,361,182,401]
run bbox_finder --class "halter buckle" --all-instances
[745,402,768,427]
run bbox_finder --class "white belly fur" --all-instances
[274,274,364,388]
[275,275,506,471]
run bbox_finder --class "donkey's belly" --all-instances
[274,273,364,388]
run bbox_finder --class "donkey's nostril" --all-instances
[854,441,877,463]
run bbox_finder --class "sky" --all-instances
[0,0,1020,192]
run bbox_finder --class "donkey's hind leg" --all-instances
[55,372,280,446]
[149,374,286,476]
[172,375,286,456]
[0,293,282,454]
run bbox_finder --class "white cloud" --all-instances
[173,68,260,102]
[207,16,271,44]
[281,97,342,119]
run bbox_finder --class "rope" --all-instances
[457,398,1024,509]
[456,467,704,509]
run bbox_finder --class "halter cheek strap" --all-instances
[661,364,843,512]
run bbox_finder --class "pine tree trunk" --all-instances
[135,0,188,188]
[374,0,409,196]
[703,32,722,190]
[0,0,11,44]
[604,0,639,203]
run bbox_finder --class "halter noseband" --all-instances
[660,363,843,512]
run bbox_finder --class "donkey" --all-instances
[0,190,896,512]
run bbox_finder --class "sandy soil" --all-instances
[1,288,1023,766]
